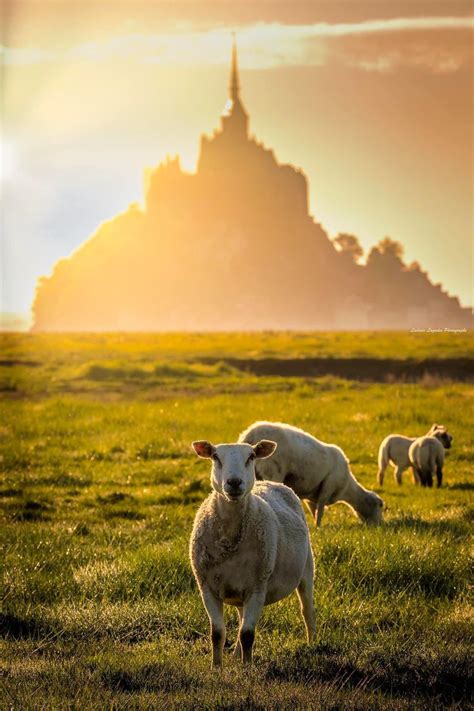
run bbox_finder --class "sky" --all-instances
[2,0,473,326]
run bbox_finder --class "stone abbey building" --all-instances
[32,42,471,331]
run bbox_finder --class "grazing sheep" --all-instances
[190,439,316,667]
[377,424,452,485]
[239,421,384,527]
[409,436,446,487]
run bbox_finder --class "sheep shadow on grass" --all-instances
[448,482,474,491]
[264,644,469,705]
[0,612,57,640]
[98,662,200,694]
[385,515,469,539]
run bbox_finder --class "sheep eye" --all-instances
[212,454,221,467]
[246,454,256,466]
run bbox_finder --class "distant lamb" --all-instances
[377,424,452,486]
[239,421,384,527]
[409,435,447,488]
[190,439,316,667]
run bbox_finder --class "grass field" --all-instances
[1,332,473,709]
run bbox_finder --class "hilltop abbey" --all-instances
[32,42,471,331]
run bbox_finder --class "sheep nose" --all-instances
[227,478,243,490]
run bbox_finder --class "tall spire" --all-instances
[230,32,240,100]
[220,33,249,138]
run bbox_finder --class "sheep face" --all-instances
[192,440,277,502]
[428,425,453,450]
[359,491,385,525]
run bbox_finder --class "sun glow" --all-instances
[3,6,473,316]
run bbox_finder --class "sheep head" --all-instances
[428,424,453,450]
[192,440,277,502]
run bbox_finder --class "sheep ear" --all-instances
[192,441,216,459]
[253,440,277,459]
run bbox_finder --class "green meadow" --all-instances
[1,332,473,709]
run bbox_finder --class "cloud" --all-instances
[333,32,472,74]
[2,16,473,72]
[302,16,474,35]
[0,45,56,65]
[321,19,474,73]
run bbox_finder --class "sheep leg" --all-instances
[377,463,387,485]
[313,477,335,527]
[296,549,316,643]
[201,586,225,668]
[315,501,327,527]
[394,466,405,485]
[305,499,326,527]
[305,496,326,527]
[239,590,266,664]
[418,468,432,487]
[412,466,421,485]
[233,607,243,657]
[436,466,443,488]
[304,499,317,519]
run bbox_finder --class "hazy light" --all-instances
[1,137,18,184]
[2,16,472,70]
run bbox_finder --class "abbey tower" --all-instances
[32,40,471,331]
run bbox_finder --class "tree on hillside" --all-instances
[333,233,364,263]
[376,237,404,259]
[366,238,405,275]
